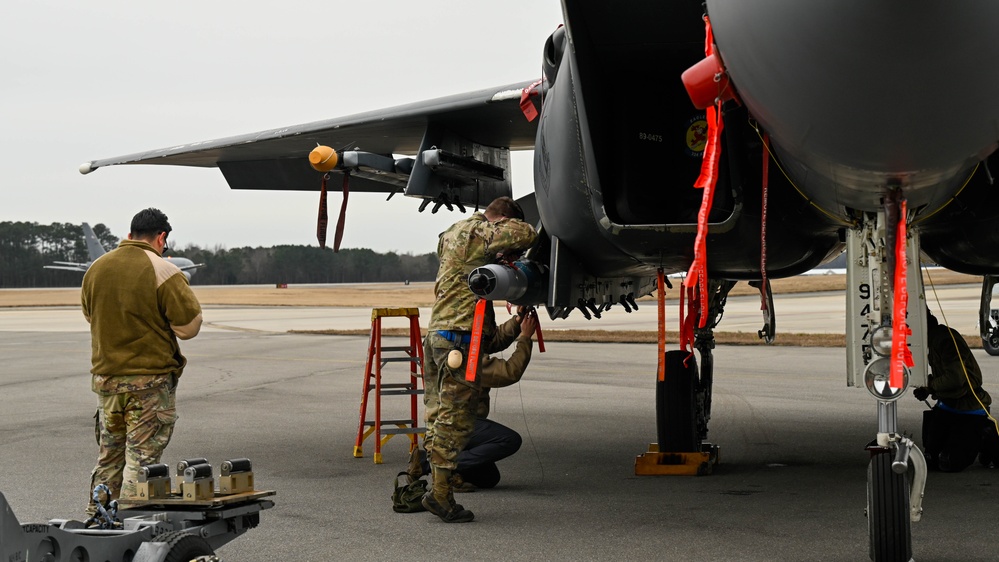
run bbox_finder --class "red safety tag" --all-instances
[333,172,350,253]
[890,200,913,389]
[520,78,543,122]
[657,268,666,382]
[532,309,546,353]
[465,299,488,382]
[685,102,724,328]
[316,174,329,249]
[678,283,686,352]
[680,284,699,354]
[760,134,770,308]
[685,15,725,328]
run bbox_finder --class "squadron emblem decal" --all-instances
[684,114,708,157]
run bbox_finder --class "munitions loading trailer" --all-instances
[1,458,274,562]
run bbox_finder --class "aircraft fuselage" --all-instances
[533,1,844,302]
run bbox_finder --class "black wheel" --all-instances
[656,350,700,452]
[135,531,215,562]
[867,451,912,562]
[983,332,999,356]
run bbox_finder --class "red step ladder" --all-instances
[353,307,425,464]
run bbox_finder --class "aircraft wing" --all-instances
[177,263,205,272]
[43,263,88,272]
[81,81,543,210]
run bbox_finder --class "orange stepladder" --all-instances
[353,307,425,464]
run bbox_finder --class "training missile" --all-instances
[467,259,548,305]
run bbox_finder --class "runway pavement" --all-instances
[2,296,998,561]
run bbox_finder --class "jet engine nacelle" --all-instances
[542,25,566,86]
[467,260,548,306]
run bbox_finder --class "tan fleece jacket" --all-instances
[82,239,202,394]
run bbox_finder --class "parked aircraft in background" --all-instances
[44,222,204,280]
[802,252,847,276]
[79,2,999,559]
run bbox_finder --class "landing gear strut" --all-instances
[979,275,999,356]
[847,209,929,561]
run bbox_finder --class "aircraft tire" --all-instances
[866,451,912,562]
[982,334,999,356]
[656,350,699,452]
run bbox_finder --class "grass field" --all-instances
[4,270,982,348]
[0,269,980,308]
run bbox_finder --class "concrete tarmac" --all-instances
[2,296,998,561]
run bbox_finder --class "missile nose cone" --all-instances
[469,272,489,293]
[309,145,338,172]
[79,162,94,175]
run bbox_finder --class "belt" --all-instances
[936,401,988,416]
[436,330,471,344]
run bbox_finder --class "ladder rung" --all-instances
[370,383,416,389]
[366,366,420,374]
[380,427,425,435]
[370,307,420,320]
[380,346,416,352]
[379,389,424,396]
[364,419,419,426]
[380,357,420,363]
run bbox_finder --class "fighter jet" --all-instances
[78,2,999,559]
[45,222,205,281]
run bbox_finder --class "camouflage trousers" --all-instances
[87,383,177,513]
[423,332,481,471]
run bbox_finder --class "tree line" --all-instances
[0,221,440,288]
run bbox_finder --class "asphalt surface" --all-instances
[2,294,998,561]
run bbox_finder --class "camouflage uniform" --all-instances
[427,212,537,333]
[93,383,176,501]
[82,239,202,513]
[424,314,534,469]
[423,211,535,513]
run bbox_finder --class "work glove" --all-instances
[912,387,930,401]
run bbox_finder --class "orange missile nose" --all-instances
[309,145,338,172]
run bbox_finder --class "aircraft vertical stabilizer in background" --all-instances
[44,222,205,280]
[43,222,107,273]
[79,2,999,559]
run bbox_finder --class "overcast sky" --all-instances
[1,1,565,255]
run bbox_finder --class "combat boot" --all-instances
[406,446,425,480]
[422,467,474,523]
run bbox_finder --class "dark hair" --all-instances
[484,196,525,222]
[130,208,172,238]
